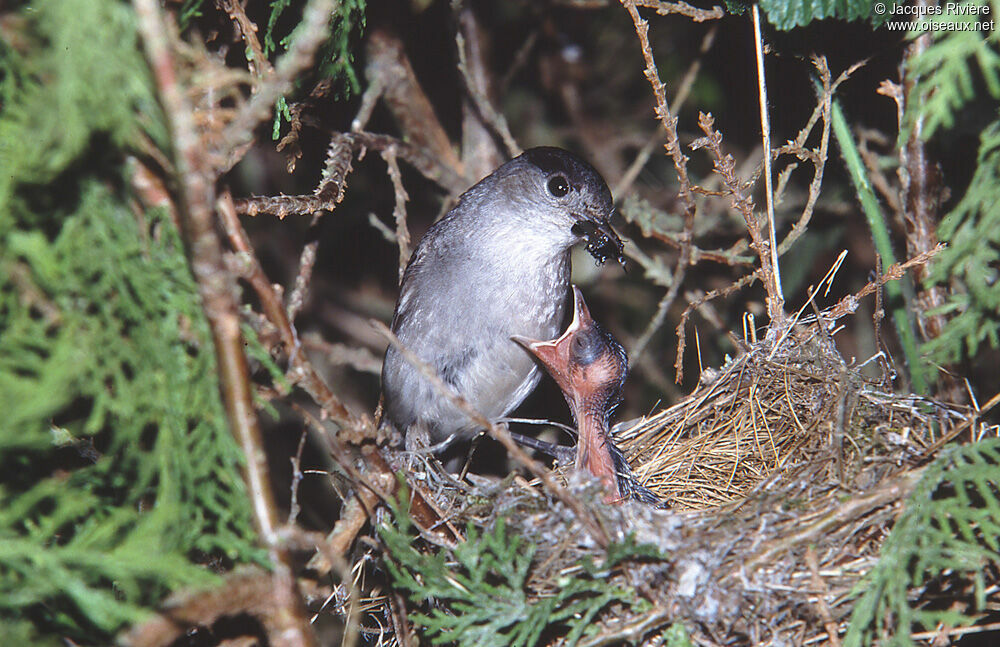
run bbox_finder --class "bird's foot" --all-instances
[506,430,576,466]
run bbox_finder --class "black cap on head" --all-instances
[521,147,614,214]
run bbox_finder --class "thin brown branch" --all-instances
[576,605,673,647]
[221,195,455,551]
[236,132,468,217]
[301,335,383,375]
[288,427,309,525]
[458,7,506,181]
[123,569,300,647]
[456,27,521,158]
[277,78,334,173]
[219,192,366,433]
[217,0,272,81]
[622,0,698,223]
[287,219,320,323]
[738,467,924,574]
[917,390,1000,461]
[806,546,843,647]
[777,57,860,255]
[692,112,784,325]
[857,128,903,216]
[674,271,760,382]
[219,0,337,172]
[133,2,317,644]
[366,29,465,178]
[382,145,412,281]
[626,219,753,267]
[899,13,949,343]
[631,198,696,362]
[634,0,725,21]
[911,621,1000,641]
[613,23,718,198]
[622,0,711,365]
[824,244,944,322]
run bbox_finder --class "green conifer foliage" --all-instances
[844,439,1000,647]
[906,2,1000,364]
[0,1,257,642]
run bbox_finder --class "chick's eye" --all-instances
[547,176,570,197]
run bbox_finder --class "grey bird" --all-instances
[381,147,624,449]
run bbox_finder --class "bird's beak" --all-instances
[572,216,625,269]
[512,287,592,394]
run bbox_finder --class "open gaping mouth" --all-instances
[572,220,626,268]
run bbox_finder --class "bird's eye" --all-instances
[547,176,570,198]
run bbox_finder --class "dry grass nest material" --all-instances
[393,319,971,644]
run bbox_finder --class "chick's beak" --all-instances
[512,286,593,395]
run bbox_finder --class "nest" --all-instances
[377,318,974,645]
[617,324,959,509]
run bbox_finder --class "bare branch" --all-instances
[366,29,465,178]
[823,244,944,322]
[456,27,521,158]
[133,2,317,643]
[382,145,412,281]
[219,0,337,172]
[236,132,468,217]
[635,0,725,21]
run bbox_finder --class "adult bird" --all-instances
[381,147,624,450]
[515,287,662,506]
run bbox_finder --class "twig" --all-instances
[576,605,673,647]
[898,3,948,342]
[301,335,383,375]
[238,131,355,218]
[613,24,718,199]
[277,78,334,173]
[382,145,412,281]
[752,4,783,308]
[622,0,698,230]
[823,244,944,322]
[777,58,858,254]
[635,0,725,21]
[133,2,317,644]
[458,7,506,180]
[365,29,465,178]
[806,546,843,647]
[917,390,1000,461]
[911,621,1000,641]
[219,192,366,434]
[288,427,310,525]
[738,467,924,574]
[235,132,467,217]
[631,209,695,362]
[217,0,272,81]
[219,0,336,173]
[674,272,760,382]
[221,195,457,551]
[456,27,521,158]
[856,128,902,216]
[692,112,784,325]
[831,96,927,393]
[872,254,894,388]
[287,219,320,323]
[622,0,707,363]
